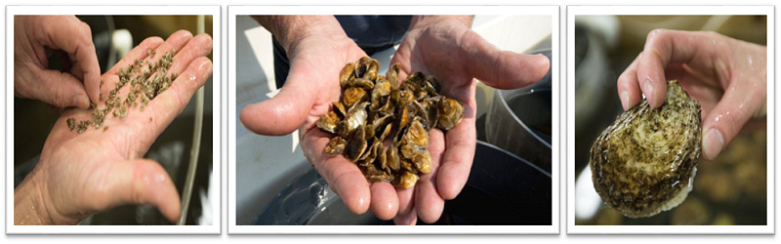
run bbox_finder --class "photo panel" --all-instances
[567,5,774,234]
[6,5,221,234]
[228,5,559,234]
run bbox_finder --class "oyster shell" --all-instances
[436,97,464,131]
[325,136,346,157]
[590,80,702,218]
[344,126,368,163]
[393,170,419,189]
[316,111,339,134]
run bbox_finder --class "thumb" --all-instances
[33,67,91,109]
[89,159,181,223]
[239,61,319,136]
[701,84,766,160]
[461,30,550,89]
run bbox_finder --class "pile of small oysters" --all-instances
[67,49,177,134]
[316,56,464,188]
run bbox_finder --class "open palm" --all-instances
[17,30,213,225]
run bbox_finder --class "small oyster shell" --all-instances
[590,80,702,218]
[437,97,464,131]
[325,136,346,157]
[344,125,368,163]
[339,62,356,87]
[393,170,419,189]
[316,111,340,134]
[343,87,368,108]
[411,150,432,174]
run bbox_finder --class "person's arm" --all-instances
[409,15,474,29]
[15,172,51,225]
[252,16,345,53]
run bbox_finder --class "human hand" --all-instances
[385,15,549,224]
[14,15,102,109]
[239,15,548,224]
[14,30,213,225]
[617,29,767,161]
[239,15,376,216]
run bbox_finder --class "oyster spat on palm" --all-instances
[316,56,464,189]
[590,80,702,218]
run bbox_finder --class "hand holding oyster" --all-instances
[590,80,702,218]
[316,56,464,189]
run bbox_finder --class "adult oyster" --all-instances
[590,80,702,218]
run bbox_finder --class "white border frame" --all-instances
[566,5,775,234]
[228,5,560,234]
[5,5,222,234]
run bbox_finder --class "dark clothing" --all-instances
[273,15,412,88]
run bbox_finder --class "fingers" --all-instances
[37,16,102,105]
[320,156,371,215]
[122,32,212,153]
[635,29,725,108]
[369,182,399,220]
[416,129,446,224]
[701,83,766,160]
[436,116,476,201]
[460,30,550,89]
[28,68,91,109]
[89,159,181,223]
[617,53,643,110]
[302,129,371,215]
[393,208,418,225]
[239,59,319,136]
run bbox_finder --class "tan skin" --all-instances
[239,15,549,224]
[14,20,213,224]
[14,16,102,109]
[617,29,767,161]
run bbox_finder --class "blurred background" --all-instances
[14,15,214,225]
[573,15,767,225]
[235,15,554,225]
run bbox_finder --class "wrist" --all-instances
[253,15,348,54]
[409,15,474,30]
[14,170,53,225]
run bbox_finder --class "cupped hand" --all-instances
[239,16,376,216]
[14,15,102,109]
[617,29,767,161]
[14,30,213,225]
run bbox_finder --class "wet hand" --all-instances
[14,30,213,225]
[387,15,549,224]
[239,16,549,224]
[617,29,767,161]
[239,16,378,217]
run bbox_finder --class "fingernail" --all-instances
[72,95,87,108]
[620,90,630,111]
[703,128,724,160]
[643,81,655,106]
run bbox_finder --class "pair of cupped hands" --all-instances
[239,18,766,224]
[14,15,213,225]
